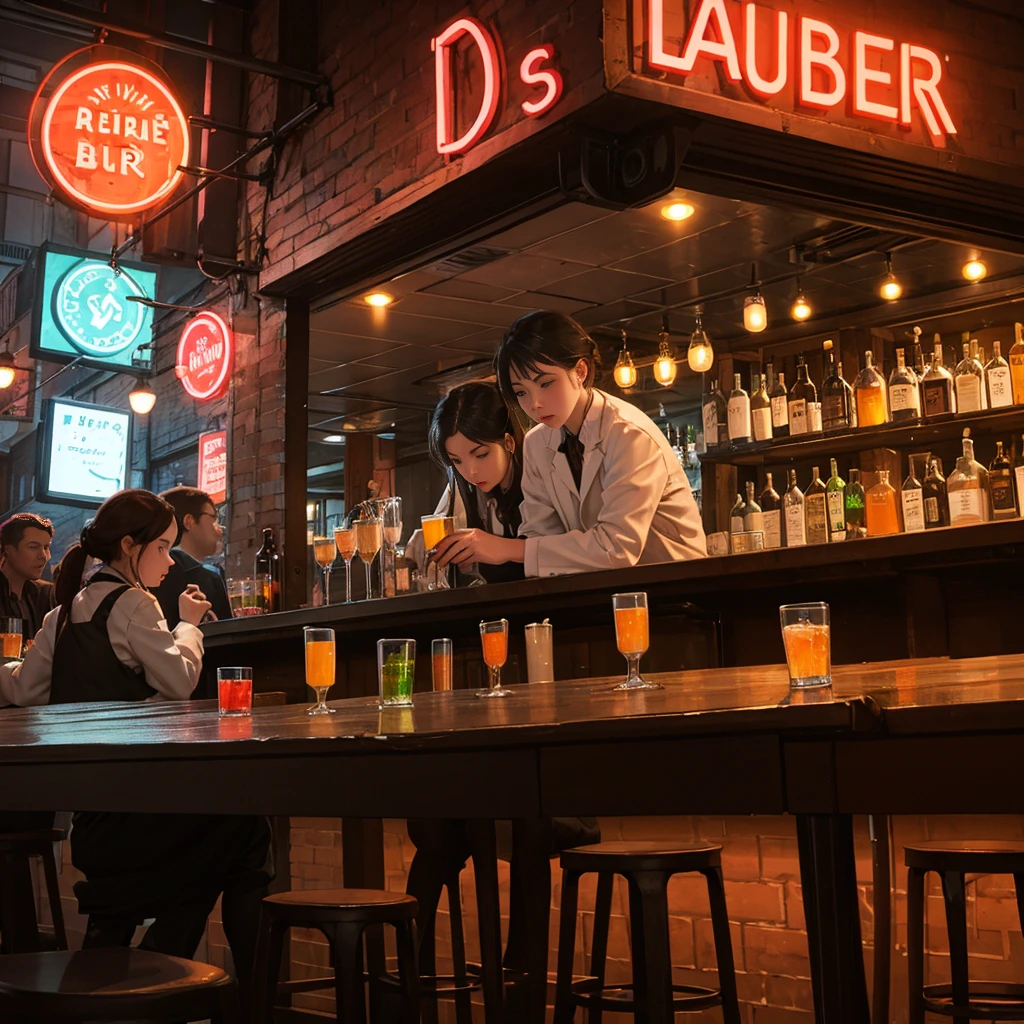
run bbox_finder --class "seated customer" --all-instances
[0,513,56,646]
[152,486,231,627]
[0,489,272,996]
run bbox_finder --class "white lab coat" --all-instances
[519,389,706,576]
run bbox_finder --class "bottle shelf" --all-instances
[699,406,1024,467]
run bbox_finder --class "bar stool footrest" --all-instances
[570,977,724,1013]
[923,982,1024,1020]
[379,964,481,997]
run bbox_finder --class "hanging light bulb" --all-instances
[128,378,156,415]
[880,254,902,301]
[613,329,637,389]
[687,307,714,372]
[653,323,677,386]
[0,345,17,390]
[791,277,812,321]
[743,264,768,332]
[962,257,987,282]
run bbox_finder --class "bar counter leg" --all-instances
[795,814,870,1024]
[466,819,505,1024]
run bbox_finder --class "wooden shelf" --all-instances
[699,406,1024,466]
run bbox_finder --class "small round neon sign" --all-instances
[175,312,233,402]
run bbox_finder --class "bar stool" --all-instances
[0,947,239,1021]
[0,829,67,953]
[252,888,420,1024]
[906,841,1024,1022]
[553,841,741,1024]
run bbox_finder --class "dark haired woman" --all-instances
[487,309,706,576]
[0,489,272,996]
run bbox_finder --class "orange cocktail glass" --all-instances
[478,619,510,698]
[779,603,831,688]
[304,626,337,715]
[334,526,357,604]
[611,592,661,691]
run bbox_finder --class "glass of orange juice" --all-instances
[421,514,455,590]
[478,619,510,698]
[780,603,831,688]
[0,617,22,660]
[612,592,660,691]
[304,626,337,715]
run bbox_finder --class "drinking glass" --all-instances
[304,626,336,715]
[355,505,383,600]
[432,638,453,691]
[334,521,357,604]
[524,620,554,683]
[217,667,253,717]
[421,514,455,590]
[478,619,510,698]
[378,639,415,707]
[780,603,832,689]
[612,592,660,691]
[226,578,244,618]
[382,497,403,598]
[312,536,336,605]
[0,617,22,660]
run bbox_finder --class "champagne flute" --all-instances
[304,626,336,715]
[312,536,336,605]
[334,520,357,604]
[478,618,510,698]
[355,503,383,601]
[612,592,661,691]
[382,497,403,598]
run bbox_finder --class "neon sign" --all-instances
[648,0,956,142]
[175,311,233,401]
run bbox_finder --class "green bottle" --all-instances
[844,468,867,539]
[826,457,846,541]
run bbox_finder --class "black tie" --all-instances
[558,431,584,492]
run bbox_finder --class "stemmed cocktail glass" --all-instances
[382,497,403,597]
[312,536,336,605]
[478,618,510,698]
[304,626,336,715]
[334,520,357,604]
[355,502,383,600]
[612,592,661,690]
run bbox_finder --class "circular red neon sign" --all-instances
[31,52,189,217]
[175,312,233,401]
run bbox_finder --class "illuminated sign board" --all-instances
[37,397,131,508]
[198,430,228,505]
[175,311,233,401]
[29,48,190,217]
[30,244,156,372]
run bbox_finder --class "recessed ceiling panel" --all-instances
[547,268,673,303]
[458,253,592,289]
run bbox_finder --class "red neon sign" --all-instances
[647,0,957,142]
[520,46,563,117]
[31,54,190,217]
[175,312,233,402]
[198,430,228,506]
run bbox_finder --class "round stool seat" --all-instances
[261,888,418,925]
[905,841,1024,874]
[560,840,722,873]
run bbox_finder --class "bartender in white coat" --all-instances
[434,310,705,577]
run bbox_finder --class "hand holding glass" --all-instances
[612,592,660,690]
[780,603,832,689]
[478,619,510,698]
[304,626,336,715]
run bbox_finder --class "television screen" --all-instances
[38,398,131,507]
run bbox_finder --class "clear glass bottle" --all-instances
[1010,322,1024,405]
[783,469,806,547]
[888,348,921,424]
[912,326,928,380]
[825,457,846,541]
[743,480,764,535]
[865,469,900,537]
[901,457,926,533]
[853,350,888,427]
[989,440,1017,520]
[727,372,752,445]
[947,430,990,526]
[750,371,773,442]
[920,338,957,419]
[971,339,987,408]
[788,358,817,436]
[702,373,729,450]
[844,468,867,539]
[820,340,853,431]
[922,458,950,528]
[985,341,1013,409]
[769,367,790,438]
[759,472,782,549]
[804,466,829,544]
[729,492,745,537]
[954,339,985,414]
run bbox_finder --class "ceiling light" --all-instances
[653,325,677,387]
[743,293,767,332]
[613,330,637,389]
[660,200,695,222]
[687,308,714,372]
[0,348,16,390]
[364,292,393,307]
[962,257,987,282]
[791,277,811,321]
[880,254,902,301]
[128,378,156,415]
[322,434,345,443]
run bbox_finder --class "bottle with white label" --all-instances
[702,374,729,451]
[750,372,773,442]
[901,457,926,533]
[825,458,846,541]
[947,429,990,526]
[788,358,816,437]
[985,341,1013,409]
[727,373,752,445]
[954,340,985,414]
[888,348,921,424]
[770,369,789,437]
[804,466,829,544]
[970,339,988,409]
[921,339,957,419]
[742,480,764,536]
[759,472,782,549]
[783,468,806,546]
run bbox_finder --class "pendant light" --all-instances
[128,378,156,415]
[879,254,903,301]
[687,306,714,372]
[791,277,812,321]
[961,256,987,282]
[613,329,637,389]
[652,318,677,387]
[743,264,767,332]
[0,340,16,390]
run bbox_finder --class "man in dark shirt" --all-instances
[0,513,56,646]
[152,487,232,628]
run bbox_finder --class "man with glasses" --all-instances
[153,487,232,628]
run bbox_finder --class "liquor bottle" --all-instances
[743,480,765,535]
[759,472,782,549]
[727,373,752,445]
[1010,322,1024,404]
[901,457,926,533]
[255,527,282,613]
[821,340,853,431]
[783,469,806,546]
[947,430,990,526]
[788,358,816,437]
[988,440,1017,520]
[804,466,829,544]
[853,350,888,427]
[729,493,745,536]
[954,340,985,414]
[971,339,987,409]
[911,325,928,380]
[865,469,900,537]
[825,457,846,541]
[920,338,956,419]
[702,374,729,450]
[750,371,773,442]
[844,468,867,539]
[985,341,1013,409]
[769,367,790,438]
[888,347,921,424]
[922,458,950,529]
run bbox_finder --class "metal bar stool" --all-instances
[553,842,742,1024]
[906,841,1024,1023]
[252,888,420,1024]
[0,829,68,954]
[0,947,240,1022]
